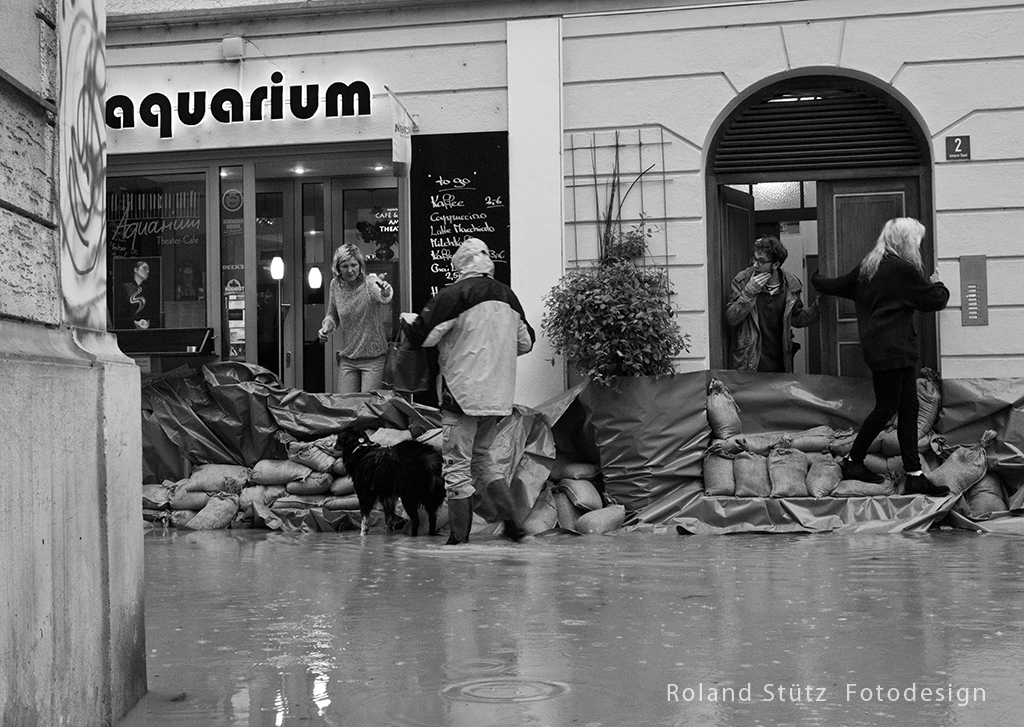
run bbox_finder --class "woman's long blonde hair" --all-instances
[859,217,925,281]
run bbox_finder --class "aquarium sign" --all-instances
[105,72,371,139]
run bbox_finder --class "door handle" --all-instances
[286,351,292,367]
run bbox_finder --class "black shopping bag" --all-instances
[382,331,430,393]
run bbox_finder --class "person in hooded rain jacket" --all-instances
[400,238,535,544]
[726,235,819,372]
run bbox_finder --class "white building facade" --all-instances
[105,0,1024,405]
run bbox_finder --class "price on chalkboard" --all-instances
[409,132,511,313]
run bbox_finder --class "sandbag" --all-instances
[183,463,251,494]
[523,486,558,534]
[181,493,239,530]
[787,426,834,453]
[272,494,330,510]
[877,429,931,457]
[742,432,791,456]
[707,378,742,439]
[887,456,906,483]
[239,485,287,510]
[416,428,444,453]
[829,428,856,457]
[864,454,889,477]
[170,510,198,527]
[916,368,942,435]
[553,491,581,530]
[285,471,333,496]
[806,452,842,498]
[330,458,348,476]
[702,448,736,496]
[552,461,601,481]
[832,479,895,497]
[251,458,313,486]
[142,482,176,509]
[710,435,746,455]
[170,488,210,511]
[768,448,810,498]
[733,451,770,498]
[558,478,603,512]
[330,475,356,496]
[369,427,413,447]
[323,495,362,511]
[287,441,336,473]
[574,504,626,534]
[964,472,1008,519]
[929,430,995,495]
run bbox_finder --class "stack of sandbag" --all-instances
[142,480,176,524]
[702,378,909,498]
[161,464,251,528]
[867,368,943,457]
[930,430,1006,517]
[523,461,625,535]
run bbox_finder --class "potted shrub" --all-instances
[543,220,689,386]
[542,136,692,513]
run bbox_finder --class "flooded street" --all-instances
[117,527,1024,727]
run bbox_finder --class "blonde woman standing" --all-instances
[812,217,949,496]
[318,244,393,394]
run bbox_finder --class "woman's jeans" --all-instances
[849,366,921,472]
[337,354,386,394]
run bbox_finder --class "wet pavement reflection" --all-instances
[117,527,1024,727]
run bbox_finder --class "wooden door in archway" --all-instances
[816,176,937,377]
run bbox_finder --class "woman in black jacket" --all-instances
[812,217,950,496]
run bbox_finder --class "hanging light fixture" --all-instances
[307,266,322,289]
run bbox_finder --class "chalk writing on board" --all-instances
[410,132,510,311]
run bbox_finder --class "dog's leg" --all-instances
[406,502,421,537]
[427,507,437,536]
[359,503,373,537]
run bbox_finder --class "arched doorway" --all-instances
[706,74,935,377]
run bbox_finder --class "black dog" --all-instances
[334,428,445,537]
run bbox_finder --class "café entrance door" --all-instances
[255,175,400,393]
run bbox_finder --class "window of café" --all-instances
[106,172,207,332]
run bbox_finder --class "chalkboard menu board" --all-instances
[409,131,510,313]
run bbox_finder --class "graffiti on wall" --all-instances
[59,0,107,331]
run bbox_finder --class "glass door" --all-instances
[255,182,294,381]
[300,181,328,392]
[255,176,399,393]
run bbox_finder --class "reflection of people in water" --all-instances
[118,260,157,329]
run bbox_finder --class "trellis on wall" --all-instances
[563,127,672,270]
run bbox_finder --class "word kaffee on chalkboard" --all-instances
[409,131,510,312]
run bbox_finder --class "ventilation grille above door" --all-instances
[712,80,924,175]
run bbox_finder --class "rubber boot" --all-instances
[483,479,525,541]
[445,497,473,545]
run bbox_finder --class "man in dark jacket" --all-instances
[401,238,535,543]
[726,235,818,372]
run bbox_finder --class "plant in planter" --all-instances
[544,131,689,385]
[543,225,690,385]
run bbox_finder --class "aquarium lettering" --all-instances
[105,72,371,139]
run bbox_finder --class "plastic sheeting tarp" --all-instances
[552,370,1024,535]
[141,362,556,532]
[142,362,444,482]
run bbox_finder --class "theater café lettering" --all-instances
[106,72,372,139]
